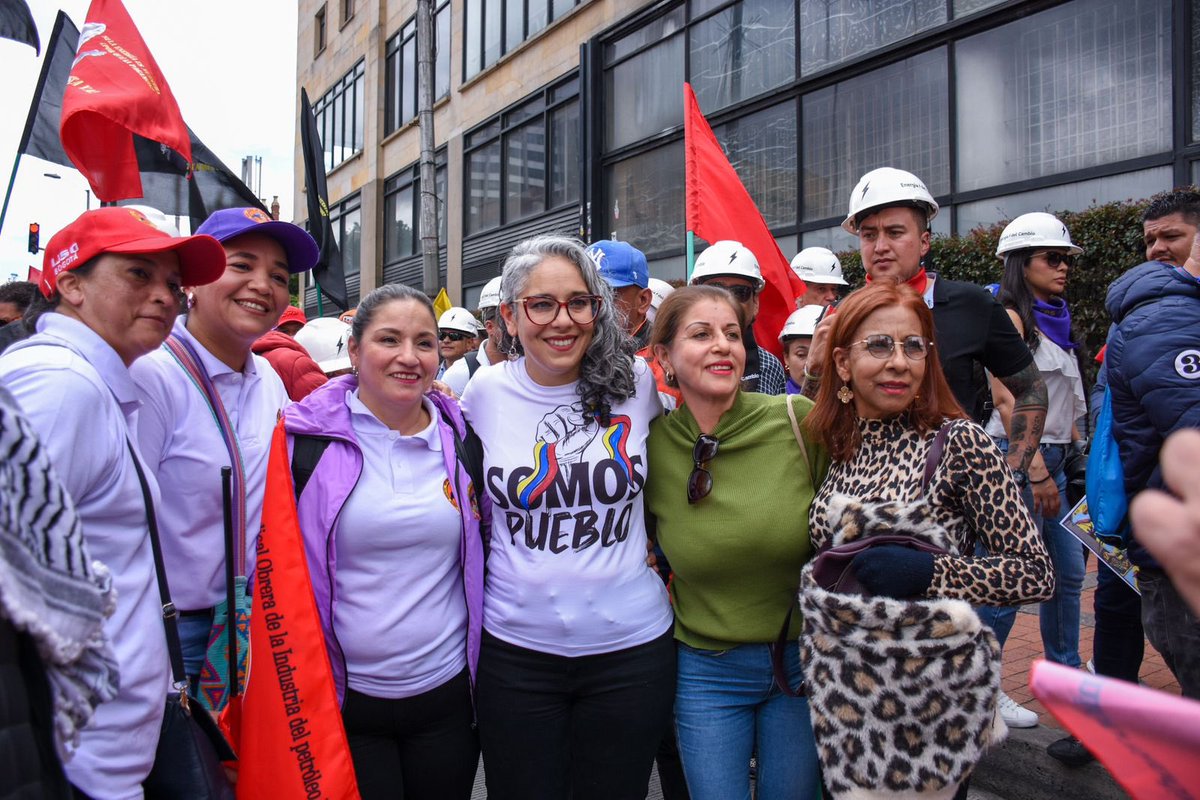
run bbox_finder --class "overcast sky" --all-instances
[0,0,299,281]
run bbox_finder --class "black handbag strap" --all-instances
[125,440,189,694]
[922,420,954,492]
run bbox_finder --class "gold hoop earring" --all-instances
[837,385,853,404]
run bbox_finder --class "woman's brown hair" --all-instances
[649,285,747,351]
[804,281,966,462]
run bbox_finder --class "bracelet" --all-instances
[1030,474,1053,485]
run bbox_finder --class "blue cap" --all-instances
[588,240,648,289]
[196,207,320,274]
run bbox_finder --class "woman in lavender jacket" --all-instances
[283,284,486,800]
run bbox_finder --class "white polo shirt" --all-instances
[130,317,290,611]
[0,314,170,800]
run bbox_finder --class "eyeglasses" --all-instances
[517,294,603,325]
[707,282,755,303]
[439,330,473,342]
[687,434,720,504]
[1030,251,1075,269]
[851,334,932,361]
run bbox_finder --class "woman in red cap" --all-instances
[129,207,319,710]
[0,207,225,799]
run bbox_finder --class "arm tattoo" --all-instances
[998,362,1047,471]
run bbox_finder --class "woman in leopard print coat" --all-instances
[802,282,1054,799]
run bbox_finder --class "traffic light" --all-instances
[27,223,40,255]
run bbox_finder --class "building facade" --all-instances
[295,0,1200,314]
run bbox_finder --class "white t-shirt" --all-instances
[460,357,672,656]
[442,341,496,396]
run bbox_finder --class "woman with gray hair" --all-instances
[460,235,674,799]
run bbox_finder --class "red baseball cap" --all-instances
[277,305,307,328]
[40,207,226,298]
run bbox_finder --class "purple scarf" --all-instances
[1033,297,1076,351]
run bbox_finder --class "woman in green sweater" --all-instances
[645,285,827,800]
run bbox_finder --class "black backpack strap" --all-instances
[464,349,481,378]
[291,435,333,501]
[437,408,488,560]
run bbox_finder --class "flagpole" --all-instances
[0,154,22,238]
[686,230,695,281]
[315,277,324,316]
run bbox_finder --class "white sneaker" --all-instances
[998,691,1039,728]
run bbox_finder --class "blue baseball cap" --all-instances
[588,240,648,289]
[196,207,320,274]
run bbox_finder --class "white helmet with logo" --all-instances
[995,212,1083,258]
[690,240,764,289]
[778,304,824,342]
[295,317,354,375]
[477,276,503,310]
[124,205,181,236]
[790,247,848,286]
[647,278,674,323]
[842,167,939,234]
[438,307,480,336]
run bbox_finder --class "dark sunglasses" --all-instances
[439,331,473,342]
[687,434,720,504]
[1030,251,1075,269]
[851,334,932,361]
[517,294,603,325]
[708,282,756,303]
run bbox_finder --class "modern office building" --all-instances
[295,0,1199,314]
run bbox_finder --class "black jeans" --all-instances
[1139,568,1200,699]
[476,627,676,800]
[1092,565,1144,683]
[341,669,478,800]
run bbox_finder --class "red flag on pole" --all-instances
[59,0,192,202]
[684,83,805,360]
[220,419,360,799]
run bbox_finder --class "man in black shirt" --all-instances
[805,167,1047,482]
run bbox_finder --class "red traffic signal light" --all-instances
[28,223,40,255]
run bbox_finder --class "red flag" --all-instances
[684,83,806,360]
[59,0,192,201]
[220,419,360,799]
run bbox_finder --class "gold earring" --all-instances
[837,385,853,404]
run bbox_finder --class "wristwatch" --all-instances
[1012,468,1030,489]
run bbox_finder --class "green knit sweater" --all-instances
[645,392,828,650]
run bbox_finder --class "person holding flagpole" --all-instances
[130,207,318,705]
[0,207,226,799]
[460,235,675,800]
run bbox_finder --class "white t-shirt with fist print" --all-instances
[461,357,672,656]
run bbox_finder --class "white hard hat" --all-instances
[779,304,824,342]
[790,247,848,286]
[294,317,353,375]
[438,307,480,335]
[995,212,1083,258]
[477,276,503,310]
[690,240,764,289]
[842,167,939,234]
[124,205,181,237]
[646,278,674,323]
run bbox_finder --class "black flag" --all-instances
[300,87,349,311]
[11,11,264,233]
[0,0,38,53]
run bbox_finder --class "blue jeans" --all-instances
[675,642,819,800]
[178,610,214,687]
[1039,443,1084,668]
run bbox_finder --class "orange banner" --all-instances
[221,418,360,799]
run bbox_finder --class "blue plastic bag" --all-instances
[1086,386,1130,546]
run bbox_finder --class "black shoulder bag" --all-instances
[127,441,236,800]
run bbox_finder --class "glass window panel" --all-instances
[506,0,523,53]
[333,200,362,278]
[801,224,864,255]
[402,36,416,123]
[802,48,949,222]
[605,141,685,254]
[437,164,449,243]
[385,183,416,261]
[551,0,573,22]
[467,141,502,234]
[384,42,398,134]
[332,90,345,164]
[352,67,364,154]
[466,120,501,148]
[506,96,545,127]
[436,5,451,98]
[691,0,732,20]
[551,76,578,102]
[605,6,685,65]
[605,34,684,151]
[529,0,549,38]
[712,100,797,229]
[800,0,944,75]
[550,100,581,208]
[505,119,547,222]
[955,166,1173,234]
[466,0,482,77]
[689,0,795,114]
[953,0,1004,16]
[956,0,1172,192]
[484,0,502,66]
[1193,161,1200,186]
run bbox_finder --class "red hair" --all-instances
[804,282,966,461]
